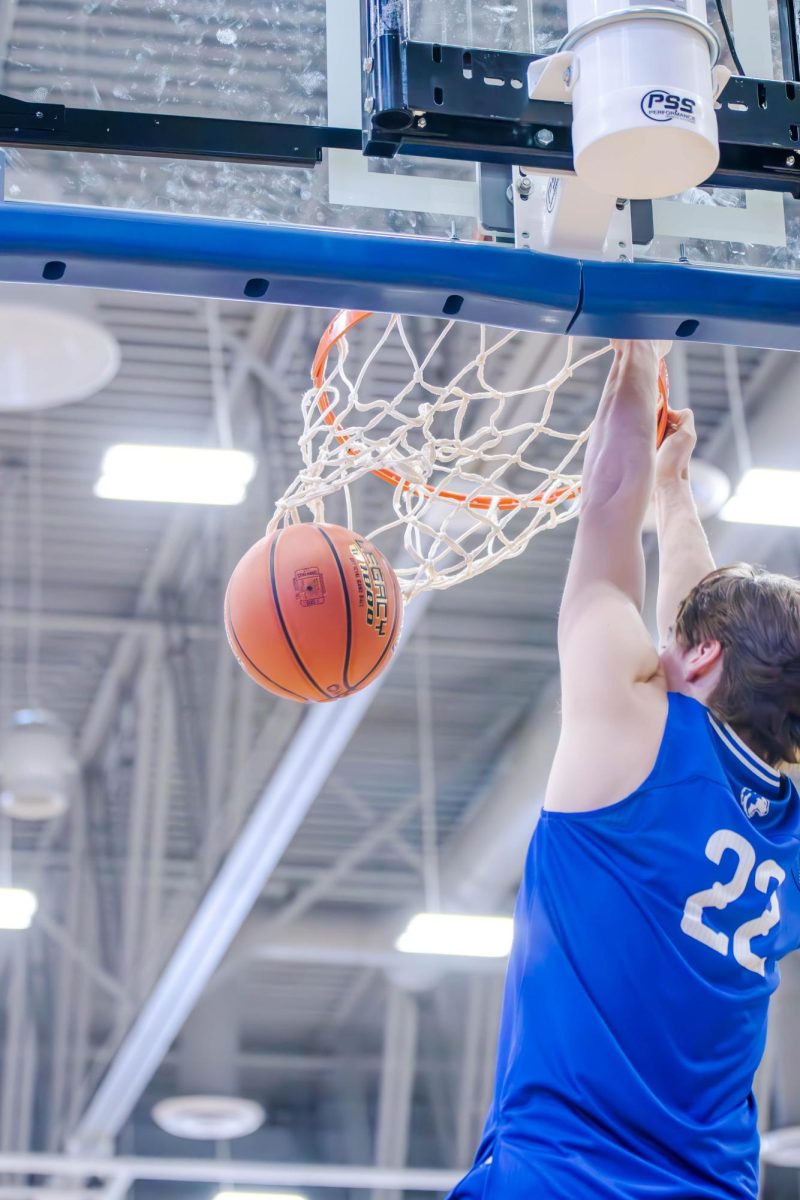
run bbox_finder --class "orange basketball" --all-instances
[224,523,403,703]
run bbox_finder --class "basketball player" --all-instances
[448,340,800,1199]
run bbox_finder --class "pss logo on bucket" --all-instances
[641,90,697,122]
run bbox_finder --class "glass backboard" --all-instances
[0,0,797,276]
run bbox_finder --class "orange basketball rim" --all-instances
[311,310,671,513]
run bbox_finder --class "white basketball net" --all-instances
[270,313,615,601]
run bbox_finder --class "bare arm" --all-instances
[559,340,665,678]
[654,408,716,645]
[547,341,667,813]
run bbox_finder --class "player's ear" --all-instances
[684,639,723,681]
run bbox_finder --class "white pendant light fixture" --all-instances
[0,283,120,411]
[152,1095,266,1140]
[0,709,78,821]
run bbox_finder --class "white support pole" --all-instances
[0,1154,458,1193]
[47,787,90,1150]
[0,937,27,1153]
[225,652,260,841]
[65,880,95,1140]
[118,637,161,1005]
[203,592,237,882]
[15,1000,38,1155]
[372,985,420,1200]
[478,977,505,1134]
[140,664,175,989]
[455,977,488,1166]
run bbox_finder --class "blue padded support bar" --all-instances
[0,203,579,334]
[0,202,799,350]
[575,258,800,352]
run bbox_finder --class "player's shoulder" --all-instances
[559,582,663,719]
[545,675,670,814]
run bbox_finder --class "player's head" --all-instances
[664,564,800,767]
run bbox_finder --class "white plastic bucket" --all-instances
[564,2,724,199]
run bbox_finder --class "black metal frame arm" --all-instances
[0,92,361,168]
[2,38,800,196]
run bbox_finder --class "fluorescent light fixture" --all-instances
[95,444,257,506]
[720,468,800,528]
[0,887,38,930]
[396,912,513,958]
[215,1193,308,1200]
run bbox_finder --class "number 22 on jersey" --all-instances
[681,829,785,977]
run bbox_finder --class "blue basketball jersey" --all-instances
[448,693,800,1200]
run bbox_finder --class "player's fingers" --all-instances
[660,408,697,449]
[668,407,695,434]
[678,408,697,437]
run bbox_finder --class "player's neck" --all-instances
[670,676,717,708]
[672,680,781,771]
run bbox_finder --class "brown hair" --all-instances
[675,564,800,768]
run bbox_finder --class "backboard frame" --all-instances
[2,64,800,189]
[2,200,800,350]
[2,1,800,349]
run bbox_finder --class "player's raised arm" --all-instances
[558,341,665,694]
[654,408,716,646]
[547,341,667,813]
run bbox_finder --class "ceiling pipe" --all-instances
[0,1152,458,1193]
[437,674,562,913]
[230,913,506,973]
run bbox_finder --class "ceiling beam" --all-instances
[0,1153,459,1194]
[0,1191,96,1200]
[0,609,217,640]
[228,913,506,974]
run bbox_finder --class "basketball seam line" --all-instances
[225,594,308,703]
[316,525,353,693]
[269,530,330,701]
[350,550,402,691]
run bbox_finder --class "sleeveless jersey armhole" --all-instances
[634,692,709,796]
[543,693,711,823]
